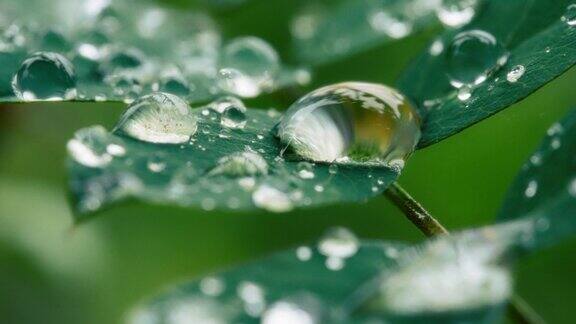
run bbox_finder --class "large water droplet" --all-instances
[436,0,479,27]
[12,52,77,100]
[276,82,420,166]
[217,37,279,97]
[114,92,197,144]
[208,151,268,177]
[445,30,508,88]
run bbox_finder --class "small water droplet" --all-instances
[262,300,317,324]
[318,227,359,259]
[221,102,247,129]
[369,10,412,39]
[562,4,576,26]
[296,246,312,261]
[209,151,268,177]
[114,92,197,144]
[445,30,508,88]
[217,37,279,97]
[276,82,420,165]
[328,164,338,174]
[457,85,472,101]
[525,180,538,198]
[314,184,324,192]
[436,0,479,27]
[237,281,266,317]
[199,277,225,296]
[296,162,315,179]
[429,39,444,56]
[252,184,293,212]
[506,65,525,83]
[12,52,77,100]
[147,153,167,173]
[67,126,116,167]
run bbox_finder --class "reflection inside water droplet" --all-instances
[276,82,420,167]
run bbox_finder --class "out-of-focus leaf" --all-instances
[68,99,399,222]
[292,0,440,66]
[129,223,537,324]
[498,108,576,250]
[0,0,308,104]
[398,0,576,147]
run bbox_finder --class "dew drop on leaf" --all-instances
[276,82,421,167]
[208,151,268,177]
[221,101,248,129]
[252,184,293,212]
[506,65,525,83]
[436,0,479,28]
[318,227,359,260]
[262,300,317,324]
[67,126,115,168]
[217,37,279,97]
[296,162,315,179]
[445,30,508,88]
[562,4,576,26]
[113,92,197,144]
[12,52,77,100]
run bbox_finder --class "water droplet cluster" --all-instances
[0,1,308,102]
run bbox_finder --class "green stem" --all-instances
[384,182,546,324]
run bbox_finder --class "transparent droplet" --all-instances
[318,227,359,259]
[445,30,508,88]
[369,10,413,39]
[221,102,247,129]
[296,246,312,261]
[199,277,225,296]
[67,126,117,168]
[237,281,266,317]
[436,0,479,27]
[296,162,315,179]
[262,300,317,324]
[525,180,538,198]
[276,82,421,166]
[12,52,77,100]
[562,4,576,26]
[114,92,197,144]
[217,37,279,97]
[147,152,167,173]
[208,96,245,113]
[506,65,525,83]
[159,71,190,97]
[100,47,146,76]
[457,85,472,101]
[208,151,268,177]
[252,184,293,212]
[37,29,71,52]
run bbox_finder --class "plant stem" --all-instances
[384,182,546,324]
[383,182,448,236]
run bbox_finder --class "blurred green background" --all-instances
[1,0,575,323]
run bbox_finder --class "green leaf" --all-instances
[0,1,306,104]
[397,0,576,147]
[68,103,399,221]
[292,0,439,66]
[127,240,405,324]
[128,225,529,324]
[497,108,576,250]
